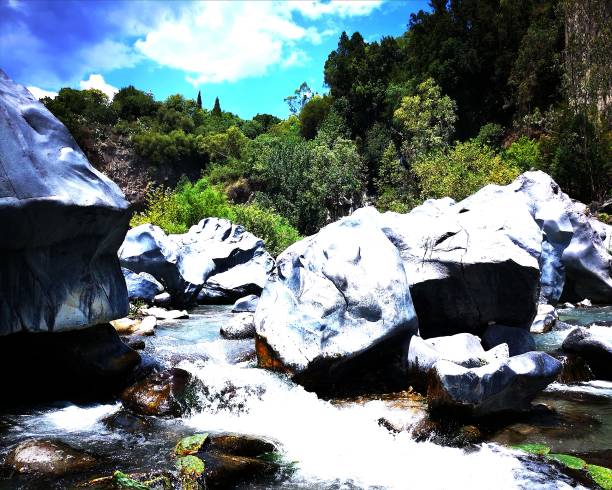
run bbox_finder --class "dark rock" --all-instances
[102,409,150,432]
[531,304,558,334]
[206,434,277,457]
[5,439,97,475]
[203,452,279,489]
[255,210,418,394]
[562,327,612,380]
[0,70,130,336]
[123,268,163,303]
[121,336,146,350]
[231,294,259,313]
[121,368,203,417]
[220,313,256,340]
[427,351,562,417]
[482,324,536,356]
[0,324,140,403]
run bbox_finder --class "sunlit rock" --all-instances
[562,327,612,380]
[122,268,164,303]
[232,294,259,313]
[221,313,256,340]
[5,439,97,475]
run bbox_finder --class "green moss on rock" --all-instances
[175,434,208,456]
[512,443,551,455]
[587,464,612,490]
[546,453,586,470]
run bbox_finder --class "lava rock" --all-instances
[221,313,256,340]
[255,209,418,393]
[0,70,130,335]
[231,294,259,313]
[121,368,203,417]
[123,268,164,303]
[427,351,562,417]
[562,327,612,380]
[482,324,536,356]
[5,439,97,475]
[102,410,150,432]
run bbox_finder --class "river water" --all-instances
[0,306,609,489]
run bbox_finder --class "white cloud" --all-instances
[27,86,58,100]
[79,74,119,100]
[82,39,142,72]
[135,0,381,85]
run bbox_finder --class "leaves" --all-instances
[511,443,551,455]
[587,465,612,490]
[175,434,209,456]
[112,471,150,489]
[545,453,586,470]
[175,455,205,478]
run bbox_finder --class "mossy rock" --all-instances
[113,471,150,489]
[175,434,208,456]
[587,464,612,490]
[546,453,586,470]
[512,443,550,455]
[176,455,205,478]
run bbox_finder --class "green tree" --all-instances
[299,95,331,139]
[196,91,202,110]
[284,82,313,115]
[112,85,158,121]
[212,97,222,117]
[502,136,542,172]
[375,143,417,213]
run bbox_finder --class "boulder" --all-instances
[121,368,203,417]
[206,434,277,457]
[119,218,274,307]
[203,452,279,489]
[5,439,97,475]
[577,298,593,308]
[232,294,259,313]
[531,304,558,334]
[562,327,612,380]
[255,210,418,393]
[221,313,256,340]
[0,70,130,335]
[153,292,172,308]
[427,351,562,417]
[133,315,156,336]
[122,268,163,303]
[141,307,188,320]
[482,324,536,356]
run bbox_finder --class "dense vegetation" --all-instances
[43,0,611,254]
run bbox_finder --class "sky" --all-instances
[1,0,430,119]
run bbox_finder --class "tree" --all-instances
[299,95,331,139]
[284,82,313,115]
[212,97,222,117]
[112,85,158,121]
[393,78,457,164]
[196,91,202,110]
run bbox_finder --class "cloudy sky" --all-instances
[1,0,429,118]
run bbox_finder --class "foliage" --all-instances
[285,82,313,115]
[112,470,150,489]
[133,130,204,168]
[299,95,331,140]
[476,123,505,149]
[375,143,417,213]
[587,464,612,490]
[212,96,222,117]
[546,453,586,470]
[175,455,205,478]
[511,443,551,455]
[175,434,208,456]
[112,85,158,121]
[413,140,520,201]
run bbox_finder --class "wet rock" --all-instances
[123,268,164,303]
[531,304,558,334]
[121,368,203,417]
[203,452,279,489]
[111,317,141,335]
[558,354,594,383]
[122,336,146,351]
[255,209,418,393]
[0,70,130,335]
[561,327,612,380]
[133,315,157,336]
[232,294,259,313]
[220,313,256,340]
[119,218,274,307]
[206,434,277,457]
[141,307,188,320]
[577,298,593,308]
[562,302,576,309]
[153,292,172,308]
[5,439,97,475]
[102,409,150,432]
[0,324,140,402]
[482,324,536,356]
[428,351,562,417]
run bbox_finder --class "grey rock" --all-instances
[232,294,259,313]
[577,298,593,308]
[153,292,172,307]
[221,313,256,340]
[0,70,130,335]
[428,351,562,417]
[255,210,418,392]
[530,304,558,334]
[562,326,612,380]
[5,439,97,475]
[482,324,536,356]
[123,268,164,303]
[141,307,188,320]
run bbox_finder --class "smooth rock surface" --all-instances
[428,351,562,417]
[562,327,612,380]
[221,313,256,340]
[530,304,558,334]
[0,70,130,335]
[482,324,536,356]
[231,294,259,313]
[141,307,188,320]
[5,439,97,475]
[255,210,418,392]
[123,268,164,303]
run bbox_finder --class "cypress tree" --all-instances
[212,96,221,116]
[196,90,202,109]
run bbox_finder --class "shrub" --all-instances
[502,136,543,172]
[133,130,204,167]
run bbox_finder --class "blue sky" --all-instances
[1,0,429,119]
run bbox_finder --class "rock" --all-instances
[206,434,277,457]
[133,316,157,336]
[255,210,418,393]
[123,268,164,303]
[221,313,256,340]
[121,336,146,350]
[121,368,203,417]
[5,439,97,475]
[531,304,558,334]
[153,292,172,308]
[102,410,150,432]
[562,327,612,380]
[119,218,274,307]
[563,302,576,309]
[203,452,279,489]
[0,324,140,402]
[577,298,593,308]
[231,294,259,313]
[482,324,536,356]
[111,317,141,335]
[427,351,562,417]
[0,71,130,336]
[141,307,188,320]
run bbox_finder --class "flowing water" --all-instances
[1,306,610,489]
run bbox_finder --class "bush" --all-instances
[414,140,520,201]
[502,136,542,172]
[133,130,204,167]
